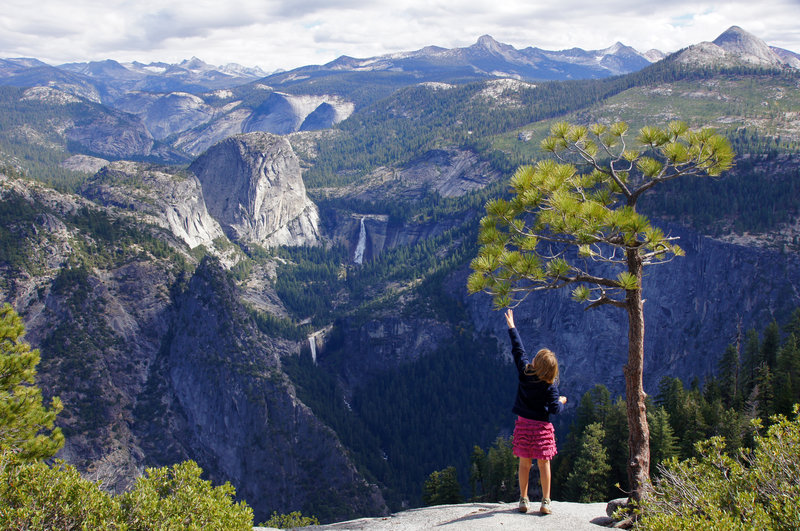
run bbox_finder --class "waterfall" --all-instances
[309,335,317,365]
[353,217,367,264]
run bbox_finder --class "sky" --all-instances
[2,0,800,72]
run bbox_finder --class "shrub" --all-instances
[262,510,321,528]
[638,407,800,530]
[0,452,120,529]
[118,460,253,530]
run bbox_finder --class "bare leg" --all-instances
[537,459,551,500]
[518,457,532,498]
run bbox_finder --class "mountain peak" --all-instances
[476,34,499,46]
[180,57,211,71]
[675,25,785,68]
[713,26,766,49]
[711,25,782,66]
[475,34,507,53]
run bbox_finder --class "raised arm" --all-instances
[505,309,515,329]
[506,310,527,374]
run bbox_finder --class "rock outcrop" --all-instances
[357,148,500,202]
[80,161,226,251]
[291,500,611,530]
[113,91,215,140]
[190,132,320,247]
[0,175,386,522]
[140,258,387,522]
[674,26,793,69]
[243,92,354,135]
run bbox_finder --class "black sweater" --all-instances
[509,327,563,422]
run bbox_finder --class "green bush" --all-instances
[118,460,253,530]
[262,510,320,528]
[0,452,120,529]
[422,466,463,506]
[0,454,255,530]
[637,407,800,530]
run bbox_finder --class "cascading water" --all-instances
[353,217,367,264]
[309,335,317,365]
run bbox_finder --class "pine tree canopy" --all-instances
[0,303,64,461]
[468,120,734,309]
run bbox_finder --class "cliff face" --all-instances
[463,222,800,404]
[138,259,387,521]
[0,174,385,522]
[324,212,467,265]
[80,161,225,250]
[190,133,320,247]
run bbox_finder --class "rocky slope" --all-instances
[0,171,387,522]
[80,161,226,251]
[674,26,795,69]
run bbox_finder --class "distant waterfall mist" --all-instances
[353,217,366,264]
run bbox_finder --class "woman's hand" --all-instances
[504,309,515,329]
[559,396,567,404]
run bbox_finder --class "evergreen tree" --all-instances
[717,344,741,409]
[468,446,486,500]
[656,377,686,436]
[753,364,775,422]
[604,397,630,496]
[422,466,462,506]
[761,320,781,369]
[712,408,742,455]
[566,422,611,502]
[469,120,733,501]
[775,335,800,415]
[0,304,64,461]
[648,407,678,471]
[484,436,518,503]
[741,328,762,398]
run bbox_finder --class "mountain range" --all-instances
[1,25,800,523]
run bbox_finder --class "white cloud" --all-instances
[0,0,798,71]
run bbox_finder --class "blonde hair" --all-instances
[524,348,559,384]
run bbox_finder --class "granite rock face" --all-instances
[0,175,385,523]
[142,258,387,522]
[675,26,792,69]
[190,132,320,247]
[463,222,800,406]
[80,160,225,250]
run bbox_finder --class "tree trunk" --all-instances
[624,249,650,502]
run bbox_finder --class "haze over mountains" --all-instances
[1,25,800,524]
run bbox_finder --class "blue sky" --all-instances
[1,0,799,71]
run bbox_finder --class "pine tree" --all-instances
[741,328,762,398]
[468,445,486,499]
[604,397,630,496]
[775,335,800,415]
[566,422,611,502]
[753,364,775,421]
[484,436,518,502]
[0,304,64,461]
[761,320,780,369]
[469,121,733,501]
[422,466,462,506]
[717,344,741,409]
[648,407,678,471]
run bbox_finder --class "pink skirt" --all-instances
[512,416,557,460]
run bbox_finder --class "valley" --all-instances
[1,26,800,523]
